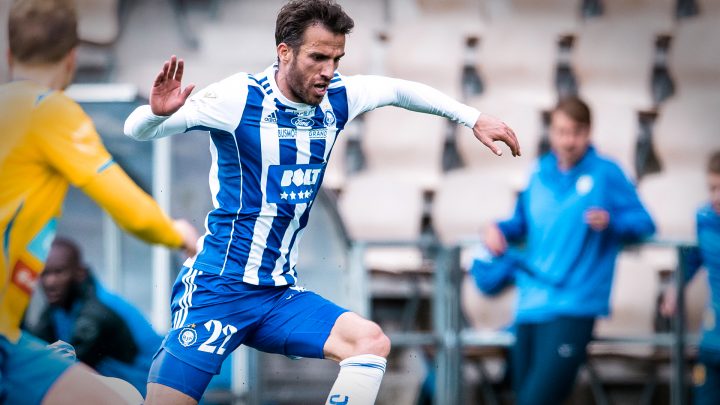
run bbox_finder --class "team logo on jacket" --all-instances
[267,164,324,204]
[178,326,198,347]
[291,116,314,129]
[576,175,594,196]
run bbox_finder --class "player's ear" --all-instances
[277,42,292,65]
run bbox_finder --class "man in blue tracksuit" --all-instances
[661,151,720,405]
[484,96,656,405]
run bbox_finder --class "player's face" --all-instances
[286,24,345,105]
[41,246,77,306]
[549,110,591,169]
[708,172,720,214]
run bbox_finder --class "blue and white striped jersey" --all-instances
[126,63,480,286]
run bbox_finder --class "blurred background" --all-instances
[3,0,720,403]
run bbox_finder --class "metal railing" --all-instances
[351,238,698,405]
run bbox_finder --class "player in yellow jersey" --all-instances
[0,0,199,403]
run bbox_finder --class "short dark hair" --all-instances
[8,0,79,65]
[709,151,720,175]
[51,236,82,269]
[554,96,592,127]
[275,0,354,49]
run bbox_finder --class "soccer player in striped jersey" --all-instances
[0,0,198,403]
[125,1,520,403]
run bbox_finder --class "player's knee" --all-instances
[353,321,391,358]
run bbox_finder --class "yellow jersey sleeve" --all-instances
[82,164,183,248]
[32,92,183,248]
[32,92,113,187]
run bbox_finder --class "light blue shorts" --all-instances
[0,332,75,404]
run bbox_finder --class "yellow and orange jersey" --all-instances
[0,81,182,341]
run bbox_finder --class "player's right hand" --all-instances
[484,224,508,256]
[150,55,196,116]
[173,219,200,258]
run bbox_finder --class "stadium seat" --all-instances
[592,250,661,357]
[338,172,426,273]
[585,100,639,179]
[361,106,447,191]
[75,0,120,46]
[474,21,564,109]
[697,0,720,15]
[337,0,387,75]
[432,169,518,269]
[457,96,542,182]
[384,17,476,99]
[600,0,675,33]
[461,276,516,333]
[573,18,659,111]
[653,92,720,172]
[667,16,720,95]
[639,169,708,240]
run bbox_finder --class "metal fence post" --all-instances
[434,246,463,405]
[671,245,690,405]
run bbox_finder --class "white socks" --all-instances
[325,354,387,405]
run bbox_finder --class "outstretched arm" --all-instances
[344,75,521,157]
[125,55,248,141]
[124,56,195,141]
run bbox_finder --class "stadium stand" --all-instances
[20,0,720,402]
[361,107,448,191]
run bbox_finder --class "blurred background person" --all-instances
[24,237,162,397]
[482,96,656,405]
[661,150,720,405]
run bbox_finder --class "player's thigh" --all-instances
[244,286,350,360]
[42,363,131,405]
[146,382,198,405]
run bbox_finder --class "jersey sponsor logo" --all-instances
[179,325,198,347]
[267,164,323,204]
[11,260,38,295]
[277,128,327,140]
[291,116,314,129]
[324,110,336,126]
[263,111,278,123]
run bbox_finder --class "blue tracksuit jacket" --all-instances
[497,147,656,323]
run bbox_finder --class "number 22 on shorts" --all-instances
[198,320,238,355]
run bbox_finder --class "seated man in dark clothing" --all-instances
[24,237,161,395]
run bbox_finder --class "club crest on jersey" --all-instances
[291,116,314,129]
[324,110,336,126]
[178,326,198,347]
[267,164,324,204]
[576,175,594,196]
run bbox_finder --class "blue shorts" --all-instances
[0,332,75,405]
[150,267,348,399]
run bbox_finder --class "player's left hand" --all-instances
[472,114,521,157]
[585,208,610,231]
